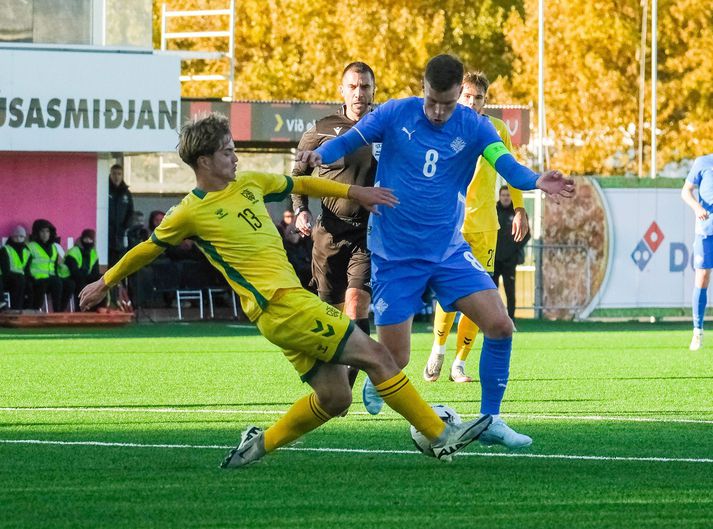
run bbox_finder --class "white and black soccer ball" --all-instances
[410,404,462,456]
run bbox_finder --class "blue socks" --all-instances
[693,287,707,330]
[479,336,512,415]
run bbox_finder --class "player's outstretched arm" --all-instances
[348,185,399,215]
[79,277,110,311]
[291,176,397,213]
[535,171,576,204]
[79,240,165,311]
[294,150,322,167]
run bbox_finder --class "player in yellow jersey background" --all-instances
[79,112,493,467]
[424,72,530,390]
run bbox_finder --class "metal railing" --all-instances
[512,242,592,318]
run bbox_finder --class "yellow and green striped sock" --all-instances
[375,372,445,441]
[264,393,332,452]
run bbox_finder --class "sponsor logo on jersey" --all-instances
[215,208,228,219]
[401,127,415,140]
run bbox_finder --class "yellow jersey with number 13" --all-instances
[150,171,302,321]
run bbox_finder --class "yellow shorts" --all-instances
[463,230,498,274]
[255,288,355,381]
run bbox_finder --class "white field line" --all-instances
[0,438,712,464]
[0,407,712,425]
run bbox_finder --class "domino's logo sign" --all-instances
[631,222,665,271]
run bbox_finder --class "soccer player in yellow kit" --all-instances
[79,112,492,467]
[424,72,529,390]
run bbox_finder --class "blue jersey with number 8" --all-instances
[315,97,537,262]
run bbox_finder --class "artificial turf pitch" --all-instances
[1,320,712,529]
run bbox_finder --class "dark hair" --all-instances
[31,219,56,243]
[342,61,376,84]
[463,71,490,93]
[499,185,510,193]
[424,54,464,92]
[178,112,232,168]
[149,210,166,232]
[110,164,123,171]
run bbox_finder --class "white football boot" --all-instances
[479,419,533,449]
[449,364,474,383]
[430,414,493,461]
[423,351,445,382]
[362,377,384,415]
[690,329,703,351]
[220,425,266,469]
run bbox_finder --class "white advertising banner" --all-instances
[0,48,180,152]
[597,188,696,308]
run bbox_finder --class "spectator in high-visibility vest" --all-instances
[66,229,101,304]
[49,222,76,311]
[0,225,31,309]
[28,219,64,311]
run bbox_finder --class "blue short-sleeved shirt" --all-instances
[686,154,713,237]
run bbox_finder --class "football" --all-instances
[410,404,462,456]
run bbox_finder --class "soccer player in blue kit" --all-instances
[681,153,713,351]
[296,54,575,448]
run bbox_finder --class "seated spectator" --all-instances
[276,209,313,290]
[0,225,31,309]
[50,222,76,311]
[127,211,149,250]
[65,229,101,306]
[28,219,63,311]
[148,210,165,233]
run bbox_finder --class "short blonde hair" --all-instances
[178,112,231,168]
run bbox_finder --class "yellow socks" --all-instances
[433,303,457,346]
[455,316,480,362]
[375,372,445,441]
[263,374,450,451]
[264,393,332,452]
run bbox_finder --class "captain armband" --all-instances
[482,142,510,167]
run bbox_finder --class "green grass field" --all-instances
[1,320,712,529]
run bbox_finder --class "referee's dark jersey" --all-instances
[291,106,377,224]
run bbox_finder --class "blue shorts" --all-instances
[693,235,713,269]
[371,243,497,326]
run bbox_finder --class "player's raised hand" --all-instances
[294,150,323,167]
[536,170,575,204]
[348,185,399,214]
[79,277,109,311]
